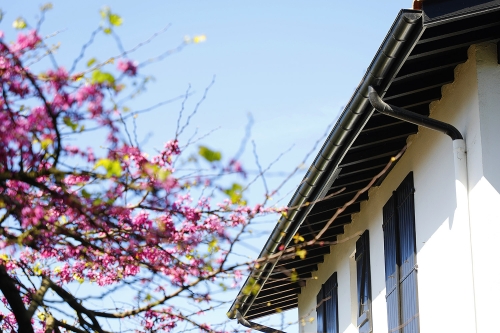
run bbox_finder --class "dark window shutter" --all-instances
[396,173,419,333]
[356,230,372,333]
[324,272,339,333]
[383,172,419,333]
[317,272,339,333]
[317,286,326,333]
[383,194,400,332]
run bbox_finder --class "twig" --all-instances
[69,27,102,73]
[252,140,269,196]
[175,84,192,138]
[177,76,216,138]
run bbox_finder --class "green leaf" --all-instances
[81,189,91,199]
[144,163,159,174]
[223,183,244,204]
[106,197,117,205]
[103,27,112,35]
[242,278,261,296]
[143,163,170,181]
[63,116,78,131]
[296,249,307,260]
[33,263,42,276]
[86,58,97,67]
[40,138,53,150]
[91,70,115,85]
[198,146,221,162]
[40,3,53,12]
[0,10,4,23]
[12,17,27,30]
[109,13,123,26]
[208,238,219,253]
[290,270,298,283]
[73,274,84,283]
[100,7,109,19]
[95,158,122,177]
[157,169,171,181]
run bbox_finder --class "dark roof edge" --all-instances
[228,9,424,320]
[423,0,500,25]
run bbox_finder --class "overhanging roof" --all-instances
[230,1,500,321]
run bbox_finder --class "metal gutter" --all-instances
[228,9,424,321]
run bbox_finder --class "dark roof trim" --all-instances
[228,9,424,320]
[423,0,500,24]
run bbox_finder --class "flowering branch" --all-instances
[0,9,285,333]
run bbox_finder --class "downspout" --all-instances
[367,86,463,140]
[236,311,286,333]
[368,86,477,332]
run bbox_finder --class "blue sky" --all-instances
[1,1,411,331]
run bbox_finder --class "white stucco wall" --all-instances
[467,42,500,333]
[297,42,500,333]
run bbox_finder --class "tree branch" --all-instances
[26,276,51,319]
[0,265,34,333]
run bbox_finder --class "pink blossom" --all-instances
[11,30,41,53]
[117,59,138,76]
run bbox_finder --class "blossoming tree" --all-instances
[0,7,284,333]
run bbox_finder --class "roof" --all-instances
[229,0,500,321]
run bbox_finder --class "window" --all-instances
[356,230,372,333]
[383,172,419,333]
[316,272,339,333]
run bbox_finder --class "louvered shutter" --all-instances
[317,286,326,333]
[356,230,372,333]
[396,173,419,333]
[383,194,400,332]
[324,272,339,333]
[383,172,419,333]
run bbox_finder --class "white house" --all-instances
[229,1,500,332]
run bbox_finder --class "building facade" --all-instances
[229,1,500,332]
[301,42,500,333]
